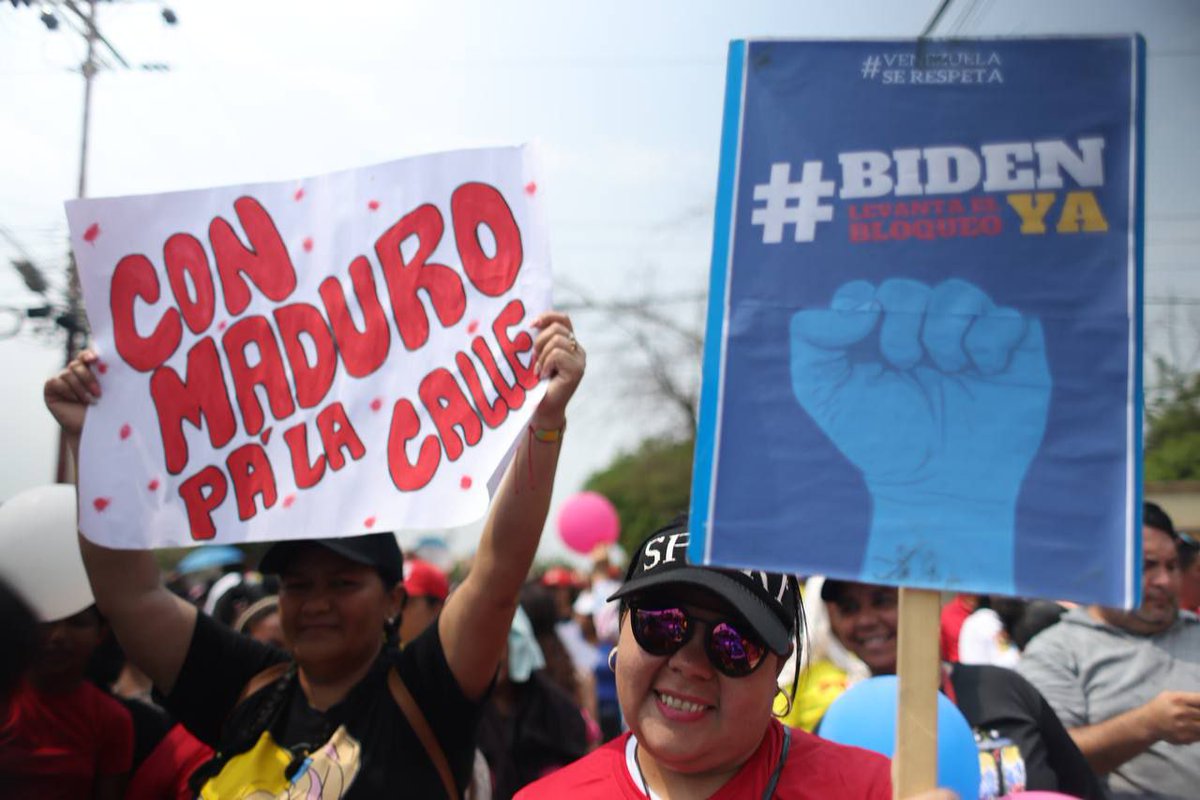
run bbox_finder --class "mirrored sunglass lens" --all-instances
[708,622,765,675]
[634,608,689,655]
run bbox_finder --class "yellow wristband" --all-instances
[530,420,566,443]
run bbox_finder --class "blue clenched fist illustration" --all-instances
[789,279,1051,591]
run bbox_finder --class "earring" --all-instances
[608,647,619,673]
[772,685,794,719]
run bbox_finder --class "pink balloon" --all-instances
[557,492,620,554]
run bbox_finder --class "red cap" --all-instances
[402,558,449,601]
[541,566,578,589]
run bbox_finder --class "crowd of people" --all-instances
[1,311,1198,799]
[772,505,1200,800]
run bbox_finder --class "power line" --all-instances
[0,224,39,265]
[60,0,130,68]
[950,0,989,36]
[920,0,958,38]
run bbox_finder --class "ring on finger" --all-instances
[567,331,578,352]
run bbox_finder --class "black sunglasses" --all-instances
[629,605,768,677]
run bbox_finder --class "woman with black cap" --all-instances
[515,516,936,800]
[44,311,584,799]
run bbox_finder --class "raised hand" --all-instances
[789,279,1051,589]
[530,311,585,430]
[44,350,102,441]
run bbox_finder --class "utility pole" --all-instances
[5,0,175,479]
[77,0,96,201]
[45,0,173,481]
[53,0,97,482]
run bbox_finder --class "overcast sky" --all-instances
[1,0,1196,562]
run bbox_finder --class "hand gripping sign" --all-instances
[66,146,551,549]
[689,38,1144,606]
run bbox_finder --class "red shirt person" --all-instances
[517,517,894,800]
[0,605,134,800]
[939,594,976,663]
[398,558,451,646]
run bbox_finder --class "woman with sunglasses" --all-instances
[516,516,935,800]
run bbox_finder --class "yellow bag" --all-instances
[194,661,446,798]
[199,725,363,800]
[198,730,292,799]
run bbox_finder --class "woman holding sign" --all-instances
[517,517,957,800]
[44,311,584,799]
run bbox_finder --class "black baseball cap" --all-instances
[608,517,799,654]
[259,533,404,588]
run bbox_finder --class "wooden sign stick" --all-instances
[893,587,942,800]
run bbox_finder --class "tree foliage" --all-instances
[584,436,694,556]
[1145,358,1200,480]
[559,277,704,441]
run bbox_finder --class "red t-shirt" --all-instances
[940,594,975,663]
[0,679,134,799]
[515,719,891,799]
[126,722,213,800]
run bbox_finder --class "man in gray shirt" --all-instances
[1018,502,1200,799]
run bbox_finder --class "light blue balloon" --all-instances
[819,675,980,800]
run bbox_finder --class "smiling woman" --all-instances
[816,579,1107,799]
[821,580,899,676]
[516,516,896,800]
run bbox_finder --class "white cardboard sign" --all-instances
[66,145,550,549]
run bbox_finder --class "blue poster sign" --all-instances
[689,37,1145,606]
